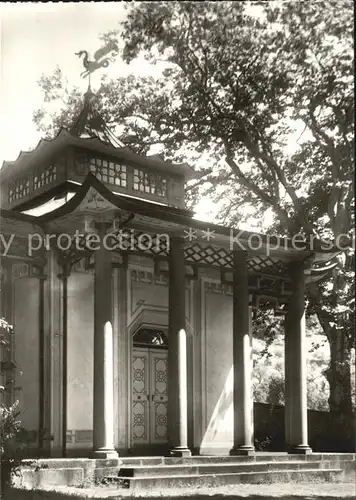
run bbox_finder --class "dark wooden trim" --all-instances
[8,181,79,213]
[0,207,44,225]
[38,173,192,223]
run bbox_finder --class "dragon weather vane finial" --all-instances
[75,40,118,83]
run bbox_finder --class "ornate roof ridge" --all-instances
[69,86,127,150]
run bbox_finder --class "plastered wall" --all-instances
[66,271,94,449]
[200,279,234,454]
[14,277,40,435]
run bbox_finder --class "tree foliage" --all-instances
[33,1,354,412]
[0,318,20,457]
[253,314,333,411]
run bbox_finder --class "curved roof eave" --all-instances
[0,128,71,181]
[37,172,194,224]
[0,207,45,233]
[33,173,342,265]
[1,128,195,181]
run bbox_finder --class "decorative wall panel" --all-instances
[150,351,168,443]
[132,348,149,444]
[132,347,168,446]
[67,272,94,434]
[200,279,234,453]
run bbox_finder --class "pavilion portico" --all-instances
[0,91,336,459]
[0,174,333,458]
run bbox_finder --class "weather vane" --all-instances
[75,40,118,85]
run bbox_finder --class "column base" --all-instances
[230,445,255,456]
[169,446,192,457]
[288,445,312,455]
[92,448,119,459]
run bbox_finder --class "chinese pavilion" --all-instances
[0,88,336,459]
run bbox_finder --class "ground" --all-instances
[6,482,356,499]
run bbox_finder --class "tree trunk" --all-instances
[323,325,353,414]
[307,282,353,414]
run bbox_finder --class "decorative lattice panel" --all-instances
[89,157,127,187]
[133,168,167,197]
[113,235,287,275]
[248,255,287,276]
[34,165,57,190]
[185,244,234,267]
[56,229,288,279]
[9,178,30,203]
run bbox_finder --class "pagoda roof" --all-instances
[0,87,194,185]
[0,128,194,184]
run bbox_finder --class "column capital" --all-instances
[232,249,249,273]
[287,257,311,277]
[169,234,186,246]
[232,248,248,256]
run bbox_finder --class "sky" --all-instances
[0,2,308,226]
[0,2,163,164]
[0,2,225,222]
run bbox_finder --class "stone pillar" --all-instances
[92,223,118,459]
[284,261,312,454]
[168,236,191,457]
[230,250,255,456]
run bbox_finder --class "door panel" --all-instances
[132,349,149,444]
[132,347,168,446]
[150,350,168,444]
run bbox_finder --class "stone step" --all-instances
[102,468,343,491]
[12,467,85,489]
[10,454,354,489]
[118,453,355,466]
[116,460,335,478]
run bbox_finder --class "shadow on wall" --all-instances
[200,366,234,452]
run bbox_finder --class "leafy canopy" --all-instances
[34,1,354,411]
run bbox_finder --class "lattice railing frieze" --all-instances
[110,236,287,275]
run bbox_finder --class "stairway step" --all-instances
[12,467,85,488]
[104,469,343,491]
[117,461,333,478]
[119,453,355,466]
[119,455,305,466]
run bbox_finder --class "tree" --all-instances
[1,318,19,497]
[253,313,332,411]
[33,1,354,412]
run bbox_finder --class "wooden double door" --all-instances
[131,347,168,446]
